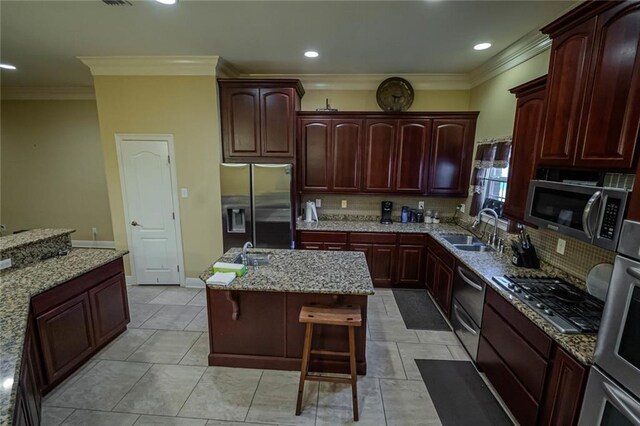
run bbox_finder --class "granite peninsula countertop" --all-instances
[200,248,374,296]
[297,219,597,365]
[0,228,74,253]
[0,248,128,426]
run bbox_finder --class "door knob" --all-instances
[131,221,140,226]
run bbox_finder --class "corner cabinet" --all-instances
[504,76,547,223]
[538,2,640,170]
[219,79,304,162]
[297,112,477,196]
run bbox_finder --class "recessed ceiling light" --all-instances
[156,0,177,5]
[304,51,319,58]
[0,63,17,70]
[473,43,492,51]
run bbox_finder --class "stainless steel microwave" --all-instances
[525,180,629,251]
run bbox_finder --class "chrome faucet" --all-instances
[472,208,499,245]
[242,241,253,265]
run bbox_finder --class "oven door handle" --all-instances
[582,191,602,240]
[603,381,640,424]
[453,304,478,336]
[457,266,483,292]
[627,267,640,282]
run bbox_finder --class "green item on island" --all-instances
[212,262,247,277]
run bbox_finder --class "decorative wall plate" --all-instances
[376,77,414,112]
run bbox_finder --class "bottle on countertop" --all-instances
[401,206,409,223]
[424,210,433,224]
[433,211,440,224]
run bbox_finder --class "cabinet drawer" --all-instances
[324,243,347,251]
[299,231,347,243]
[485,287,552,358]
[482,305,549,401]
[478,337,539,426]
[398,233,425,245]
[350,232,397,244]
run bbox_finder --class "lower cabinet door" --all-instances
[370,244,396,288]
[396,245,425,288]
[21,322,42,426]
[89,273,130,346]
[435,262,453,316]
[36,292,96,383]
[425,249,438,293]
[349,244,373,274]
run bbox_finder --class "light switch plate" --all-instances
[459,203,465,213]
[341,200,348,208]
[181,188,189,198]
[0,258,12,270]
[418,201,425,210]
[556,238,566,255]
[315,199,322,208]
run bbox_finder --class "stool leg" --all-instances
[348,326,359,421]
[296,322,314,416]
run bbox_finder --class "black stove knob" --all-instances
[536,303,544,309]
[513,287,521,293]
[507,283,515,289]
[524,294,531,300]
[544,309,553,316]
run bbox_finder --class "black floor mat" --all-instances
[392,289,450,330]
[416,359,513,426]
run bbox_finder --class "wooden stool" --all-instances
[295,304,362,421]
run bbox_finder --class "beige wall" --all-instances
[1,100,113,240]
[302,89,470,112]
[93,76,223,278]
[469,50,551,140]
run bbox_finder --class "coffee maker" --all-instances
[380,201,393,224]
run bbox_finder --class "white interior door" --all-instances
[120,139,181,285]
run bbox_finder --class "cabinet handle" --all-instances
[453,304,478,336]
[456,266,483,292]
[627,267,640,281]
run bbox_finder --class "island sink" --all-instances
[231,252,271,266]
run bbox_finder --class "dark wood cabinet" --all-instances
[89,273,129,346]
[427,118,476,196]
[370,245,397,288]
[395,120,431,193]
[433,261,453,316]
[298,231,348,251]
[36,292,96,384]
[425,249,438,293]
[396,234,426,288]
[220,79,304,161]
[363,120,397,192]
[505,76,547,223]
[297,112,477,196]
[540,346,588,426]
[13,321,43,426]
[424,235,456,316]
[539,2,640,170]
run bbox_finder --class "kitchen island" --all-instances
[200,248,374,374]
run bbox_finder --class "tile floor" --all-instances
[41,285,487,426]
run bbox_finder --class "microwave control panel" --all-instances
[599,198,621,240]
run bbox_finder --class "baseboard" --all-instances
[72,240,116,249]
[125,275,137,285]
[185,277,205,289]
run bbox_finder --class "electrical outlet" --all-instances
[181,188,189,198]
[418,201,425,210]
[92,227,97,235]
[556,238,566,255]
[0,258,12,270]
[341,200,348,209]
[459,203,465,213]
[315,199,322,208]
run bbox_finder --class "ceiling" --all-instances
[0,0,574,88]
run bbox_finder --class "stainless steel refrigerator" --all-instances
[220,163,293,252]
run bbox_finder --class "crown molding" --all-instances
[78,56,220,76]
[216,58,242,78]
[468,29,551,88]
[239,73,471,91]
[1,86,95,100]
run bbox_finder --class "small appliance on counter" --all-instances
[415,210,424,223]
[304,201,318,223]
[381,201,393,224]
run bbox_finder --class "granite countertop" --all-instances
[0,228,75,253]
[0,248,128,426]
[200,248,374,296]
[297,219,597,365]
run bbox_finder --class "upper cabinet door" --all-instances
[395,120,431,193]
[504,77,547,223]
[427,119,475,196]
[538,18,596,166]
[332,119,363,192]
[299,119,331,191]
[576,3,640,169]
[222,88,261,158]
[260,88,295,157]
[363,120,397,192]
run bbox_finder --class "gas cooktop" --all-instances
[492,275,604,334]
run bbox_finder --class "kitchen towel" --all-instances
[206,272,236,286]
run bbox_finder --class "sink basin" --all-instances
[232,252,271,266]
[453,244,494,253]
[441,233,483,245]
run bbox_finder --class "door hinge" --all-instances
[177,265,180,272]
[172,212,175,220]
[168,155,171,164]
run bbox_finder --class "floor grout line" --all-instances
[174,364,208,418]
[243,369,264,422]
